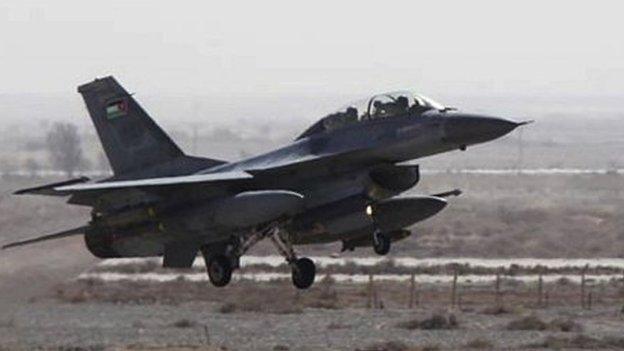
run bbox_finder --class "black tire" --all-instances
[373,231,391,256]
[291,257,316,289]
[207,254,233,287]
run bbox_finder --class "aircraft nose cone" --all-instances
[444,115,520,146]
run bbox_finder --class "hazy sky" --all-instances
[1,0,623,98]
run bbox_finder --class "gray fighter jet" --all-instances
[2,77,528,289]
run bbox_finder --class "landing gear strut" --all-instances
[373,230,391,256]
[268,227,316,289]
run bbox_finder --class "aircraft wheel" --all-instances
[291,257,316,289]
[373,231,391,256]
[207,254,233,287]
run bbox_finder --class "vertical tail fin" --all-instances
[78,76,184,175]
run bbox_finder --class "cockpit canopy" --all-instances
[297,91,446,140]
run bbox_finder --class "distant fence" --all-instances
[84,256,624,311]
[363,264,624,311]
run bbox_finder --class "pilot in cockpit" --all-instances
[372,100,384,118]
[376,96,409,118]
[395,96,409,112]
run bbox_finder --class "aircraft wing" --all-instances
[431,189,462,198]
[52,171,253,194]
[14,171,254,207]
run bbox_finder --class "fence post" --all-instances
[408,273,415,309]
[495,269,502,308]
[294,290,300,304]
[581,265,587,309]
[367,273,373,309]
[537,272,544,308]
[203,324,210,345]
[451,265,458,308]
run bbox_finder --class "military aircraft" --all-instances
[2,77,529,289]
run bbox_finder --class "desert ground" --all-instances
[2,256,624,350]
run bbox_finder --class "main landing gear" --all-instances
[267,226,316,289]
[202,224,316,289]
[291,257,316,289]
[206,254,233,287]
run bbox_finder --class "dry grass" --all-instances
[356,341,439,351]
[548,318,583,332]
[124,345,224,351]
[327,322,352,330]
[464,337,494,349]
[506,315,547,331]
[216,297,303,315]
[506,315,583,332]
[480,305,512,315]
[397,313,459,330]
[0,318,15,329]
[171,319,197,328]
[217,302,237,314]
[529,334,624,349]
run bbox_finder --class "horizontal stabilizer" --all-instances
[14,177,90,196]
[517,120,534,126]
[2,226,88,250]
[431,189,462,198]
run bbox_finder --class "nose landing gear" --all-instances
[373,229,391,256]
[367,204,392,256]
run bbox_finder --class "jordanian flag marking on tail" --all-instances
[106,100,128,119]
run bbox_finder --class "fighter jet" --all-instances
[2,77,528,289]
